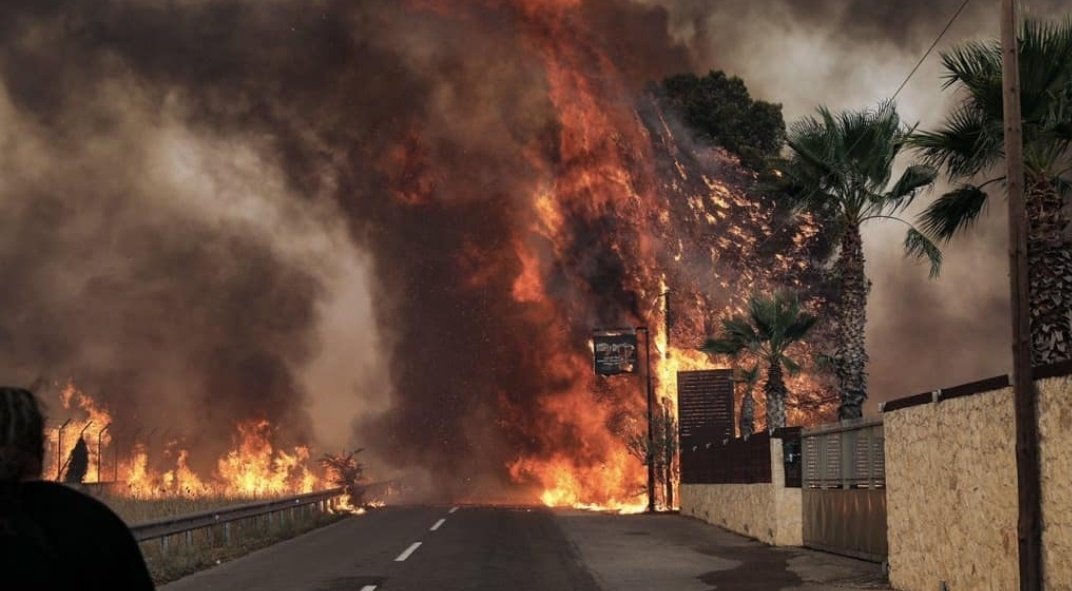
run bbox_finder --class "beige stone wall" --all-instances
[885,376,1072,591]
[680,482,776,543]
[1039,376,1072,590]
[886,387,1018,591]
[680,439,801,546]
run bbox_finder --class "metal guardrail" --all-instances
[131,487,346,542]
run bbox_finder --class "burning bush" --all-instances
[319,450,367,509]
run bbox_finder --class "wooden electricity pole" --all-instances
[1000,1,1042,588]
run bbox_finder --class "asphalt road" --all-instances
[162,506,600,591]
[162,506,887,591]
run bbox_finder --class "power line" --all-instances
[748,0,974,257]
[890,0,974,101]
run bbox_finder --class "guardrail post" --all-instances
[223,522,231,544]
[185,530,192,548]
[160,535,169,555]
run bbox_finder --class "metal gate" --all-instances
[801,418,887,562]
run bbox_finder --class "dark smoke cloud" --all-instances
[0,0,597,492]
[0,0,401,468]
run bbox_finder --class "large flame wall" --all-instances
[2,0,833,507]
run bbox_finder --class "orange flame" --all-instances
[46,384,323,499]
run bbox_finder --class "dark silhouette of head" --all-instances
[0,388,45,482]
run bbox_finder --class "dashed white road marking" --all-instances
[430,518,446,531]
[359,586,377,591]
[448,506,459,514]
[395,541,422,562]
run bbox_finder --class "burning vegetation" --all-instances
[44,383,319,499]
[5,0,841,511]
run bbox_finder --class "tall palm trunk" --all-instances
[836,225,870,419]
[739,389,755,437]
[1026,174,1072,365]
[764,362,787,430]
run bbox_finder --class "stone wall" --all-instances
[1039,377,1072,588]
[884,375,1071,591]
[680,438,801,546]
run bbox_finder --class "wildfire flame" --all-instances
[45,383,322,499]
[404,0,835,511]
[36,0,837,514]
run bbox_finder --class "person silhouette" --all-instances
[0,387,154,590]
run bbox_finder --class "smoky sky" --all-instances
[1,0,1061,492]
[641,0,1067,403]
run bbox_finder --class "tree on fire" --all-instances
[701,292,817,430]
[319,449,366,508]
[768,103,942,420]
[911,18,1072,365]
[657,71,786,171]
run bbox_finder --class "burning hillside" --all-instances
[3,0,834,508]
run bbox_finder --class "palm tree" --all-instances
[768,102,941,419]
[702,292,817,430]
[735,365,761,437]
[911,18,1072,365]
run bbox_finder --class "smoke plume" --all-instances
[2,0,1054,500]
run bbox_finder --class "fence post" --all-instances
[865,425,875,489]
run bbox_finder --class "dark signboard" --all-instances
[678,369,736,484]
[592,332,638,375]
[677,369,734,445]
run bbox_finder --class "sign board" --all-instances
[677,369,734,445]
[592,332,638,375]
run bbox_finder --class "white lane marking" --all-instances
[430,518,446,531]
[395,541,422,562]
[448,506,459,514]
[359,586,377,591]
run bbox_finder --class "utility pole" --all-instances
[637,327,656,513]
[662,290,673,509]
[1000,1,1041,589]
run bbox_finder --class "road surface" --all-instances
[162,506,887,591]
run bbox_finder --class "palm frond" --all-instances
[748,295,777,342]
[701,315,758,356]
[736,364,761,386]
[700,336,744,356]
[885,164,938,211]
[939,40,1001,93]
[784,313,819,343]
[918,185,991,240]
[909,104,1001,179]
[1019,18,1072,121]
[904,227,943,279]
[780,354,803,376]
